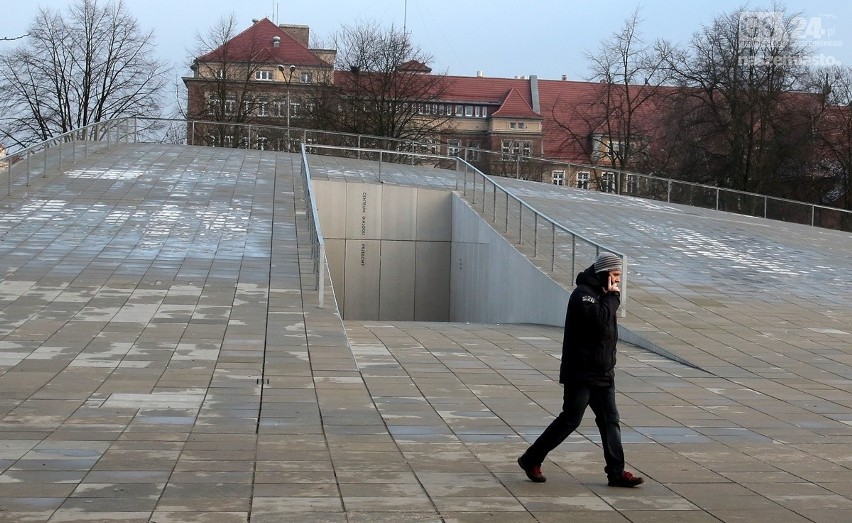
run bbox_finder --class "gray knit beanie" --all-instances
[593,252,622,273]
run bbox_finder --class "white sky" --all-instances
[2,0,852,84]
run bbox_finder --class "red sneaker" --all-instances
[608,470,644,487]
[517,456,546,483]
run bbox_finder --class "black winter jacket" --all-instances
[559,264,621,386]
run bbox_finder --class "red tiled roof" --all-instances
[333,68,680,162]
[491,88,540,119]
[197,18,328,68]
[538,79,677,161]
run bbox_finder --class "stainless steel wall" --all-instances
[313,181,451,321]
[449,196,570,326]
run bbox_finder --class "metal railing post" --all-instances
[318,244,325,308]
[551,223,556,272]
[620,255,628,318]
[518,203,523,244]
[504,192,509,233]
[571,235,576,278]
[492,182,497,222]
[533,213,538,257]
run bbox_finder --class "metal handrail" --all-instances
[6,115,850,230]
[2,119,132,195]
[298,143,326,307]
[455,157,628,316]
[298,141,628,315]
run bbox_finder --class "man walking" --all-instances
[517,252,643,487]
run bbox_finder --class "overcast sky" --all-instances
[3,0,852,84]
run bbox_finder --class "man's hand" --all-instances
[605,274,620,294]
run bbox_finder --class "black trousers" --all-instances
[522,382,625,478]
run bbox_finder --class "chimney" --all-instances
[279,24,309,47]
[529,75,540,114]
[562,74,568,81]
[272,36,281,48]
[476,70,484,78]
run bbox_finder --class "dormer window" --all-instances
[255,70,273,81]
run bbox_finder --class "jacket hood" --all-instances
[575,264,605,288]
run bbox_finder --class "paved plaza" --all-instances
[0,144,851,522]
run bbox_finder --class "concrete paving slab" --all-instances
[0,144,850,521]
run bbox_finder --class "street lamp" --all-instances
[279,64,296,151]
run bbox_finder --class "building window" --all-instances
[447,139,461,156]
[257,99,268,117]
[468,141,481,160]
[601,172,616,193]
[626,173,637,193]
[465,105,473,117]
[422,139,438,155]
[552,170,565,186]
[577,171,590,190]
[224,98,236,115]
[510,121,526,129]
[255,69,273,81]
[608,140,623,156]
[215,69,225,79]
[300,71,313,83]
[455,104,464,116]
[224,135,234,148]
[501,140,531,160]
[276,101,287,117]
[290,102,300,116]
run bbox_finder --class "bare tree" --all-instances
[0,0,167,148]
[330,21,452,145]
[661,4,815,195]
[187,14,265,125]
[807,66,852,221]
[545,10,674,192]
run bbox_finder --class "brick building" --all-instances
[184,17,653,189]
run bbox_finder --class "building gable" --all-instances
[197,18,328,68]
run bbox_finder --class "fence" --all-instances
[3,119,133,195]
[13,115,852,309]
[454,157,628,316]
[6,116,849,230]
[300,142,628,314]
[297,144,326,308]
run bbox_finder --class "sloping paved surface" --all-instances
[0,145,849,522]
